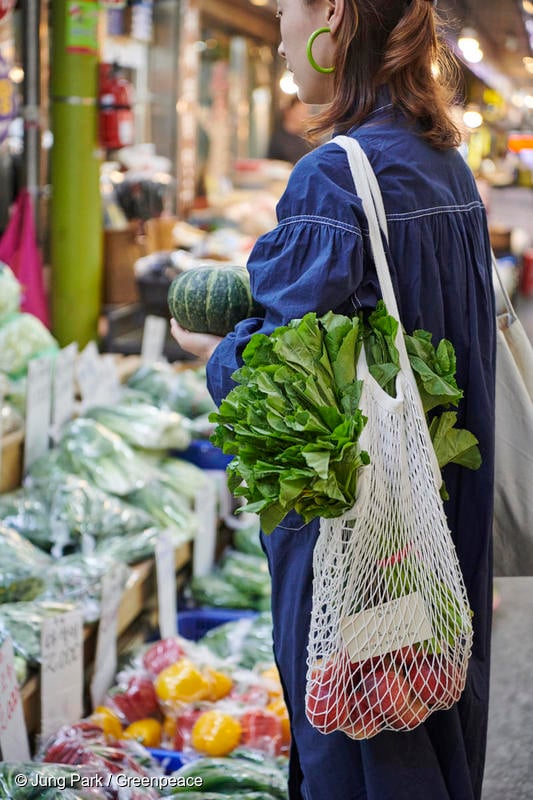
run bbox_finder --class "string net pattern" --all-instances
[305,370,473,739]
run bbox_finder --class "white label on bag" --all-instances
[141,315,167,364]
[90,564,127,709]
[41,610,84,739]
[0,638,30,760]
[156,530,177,639]
[340,592,433,663]
[51,342,78,441]
[24,356,53,471]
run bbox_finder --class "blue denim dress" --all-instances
[206,104,496,800]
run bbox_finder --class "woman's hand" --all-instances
[170,318,222,361]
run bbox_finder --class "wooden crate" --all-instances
[0,429,24,493]
[103,224,144,305]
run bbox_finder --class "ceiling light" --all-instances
[249,0,269,5]
[463,109,483,129]
[523,0,533,13]
[463,48,484,64]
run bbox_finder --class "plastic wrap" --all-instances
[55,418,155,496]
[39,555,131,623]
[0,313,58,378]
[126,364,216,418]
[156,458,209,504]
[0,524,52,604]
[93,527,190,565]
[0,263,21,318]
[0,402,24,436]
[126,480,197,534]
[199,613,274,671]
[0,601,77,665]
[86,402,191,451]
[0,491,53,551]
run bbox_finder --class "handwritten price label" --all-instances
[41,610,83,739]
[90,564,127,708]
[0,639,30,760]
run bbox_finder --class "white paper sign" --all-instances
[24,356,53,471]
[41,610,84,739]
[0,638,30,760]
[193,479,218,577]
[51,342,78,441]
[77,343,121,410]
[156,530,177,639]
[340,592,434,662]
[76,341,101,406]
[90,565,127,708]
[141,315,167,364]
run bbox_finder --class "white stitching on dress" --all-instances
[386,201,485,221]
[277,214,363,237]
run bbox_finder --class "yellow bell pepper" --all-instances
[191,710,242,757]
[154,658,210,705]
[261,665,284,700]
[90,705,123,741]
[204,667,233,701]
[266,698,291,744]
[122,718,162,748]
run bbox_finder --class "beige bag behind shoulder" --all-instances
[493,254,533,576]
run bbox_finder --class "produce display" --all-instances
[0,262,21,318]
[86,402,191,451]
[0,524,52,604]
[0,313,58,379]
[127,364,216,418]
[0,601,77,665]
[167,265,261,337]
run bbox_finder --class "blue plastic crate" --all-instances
[148,747,184,773]
[172,439,232,470]
[177,608,258,641]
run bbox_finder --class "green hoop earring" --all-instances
[306,27,335,74]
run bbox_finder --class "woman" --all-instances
[171,1,496,798]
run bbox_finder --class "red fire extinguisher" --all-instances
[98,62,135,150]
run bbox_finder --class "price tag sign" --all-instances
[40,610,84,740]
[90,564,127,708]
[193,479,218,577]
[156,530,177,639]
[24,356,53,472]
[51,343,78,441]
[99,355,122,406]
[141,315,167,364]
[0,638,30,760]
[76,341,101,409]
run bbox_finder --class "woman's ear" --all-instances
[326,0,345,35]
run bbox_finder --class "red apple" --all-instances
[408,655,458,706]
[345,706,383,739]
[306,660,350,734]
[388,693,430,730]
[363,667,410,718]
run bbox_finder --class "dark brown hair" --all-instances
[305,0,461,150]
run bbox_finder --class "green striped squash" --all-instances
[167,265,260,336]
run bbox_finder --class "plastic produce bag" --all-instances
[199,613,274,670]
[0,262,21,318]
[156,457,210,504]
[0,633,28,685]
[0,490,53,551]
[0,313,58,377]
[127,364,216,418]
[55,418,155,496]
[27,463,156,555]
[0,401,23,436]
[94,527,190,564]
[220,551,271,602]
[0,601,76,665]
[0,523,52,604]
[86,402,191,451]
[39,555,131,624]
[126,479,197,534]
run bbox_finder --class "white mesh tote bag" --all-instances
[305,136,473,739]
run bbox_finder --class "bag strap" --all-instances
[492,250,517,322]
[333,135,411,374]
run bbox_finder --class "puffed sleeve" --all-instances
[206,142,366,405]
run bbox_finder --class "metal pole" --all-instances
[22,0,41,214]
[50,0,102,347]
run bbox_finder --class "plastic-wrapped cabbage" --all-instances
[94,526,191,564]
[0,524,52,604]
[0,490,53,551]
[126,363,216,417]
[1,401,23,436]
[0,262,21,318]
[27,462,156,554]
[40,555,131,623]
[56,418,155,496]
[86,401,191,450]
[126,478,197,533]
[0,601,76,665]
[0,312,58,377]
[156,457,210,503]
[199,611,274,669]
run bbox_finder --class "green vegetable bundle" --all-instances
[86,401,191,450]
[0,524,52,604]
[211,303,481,532]
[211,312,369,533]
